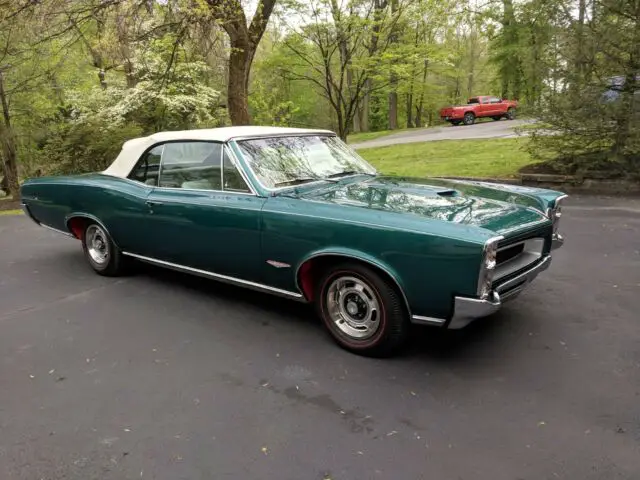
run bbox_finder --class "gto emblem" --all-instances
[266,260,291,268]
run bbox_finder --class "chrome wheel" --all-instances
[325,276,381,340]
[85,224,110,265]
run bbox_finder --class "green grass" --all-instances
[358,137,537,178]
[0,209,22,216]
[347,127,416,143]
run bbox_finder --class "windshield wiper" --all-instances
[326,170,375,179]
[274,177,319,187]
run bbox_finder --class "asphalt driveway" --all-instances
[1,195,639,479]
[350,118,533,149]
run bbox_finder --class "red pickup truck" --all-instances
[440,96,518,126]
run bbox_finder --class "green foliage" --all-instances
[33,120,144,176]
[1,0,637,181]
[27,31,225,176]
[525,0,640,175]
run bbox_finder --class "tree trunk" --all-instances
[415,58,428,127]
[0,71,19,198]
[227,37,253,126]
[406,93,413,128]
[207,0,276,126]
[353,100,361,133]
[361,79,371,131]
[388,0,398,130]
[500,0,518,99]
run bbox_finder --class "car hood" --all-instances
[297,176,549,235]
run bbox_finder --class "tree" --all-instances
[276,0,403,140]
[526,0,640,174]
[0,69,19,198]
[205,0,277,125]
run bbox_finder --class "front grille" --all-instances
[498,223,553,249]
[496,243,524,265]
[493,223,551,284]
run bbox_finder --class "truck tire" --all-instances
[506,108,516,120]
[463,112,475,126]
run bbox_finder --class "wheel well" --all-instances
[66,216,90,239]
[296,255,410,313]
[464,111,475,117]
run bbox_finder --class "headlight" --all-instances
[477,236,502,299]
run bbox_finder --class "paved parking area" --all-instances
[1,195,639,479]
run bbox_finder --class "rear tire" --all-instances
[81,221,125,276]
[463,112,475,125]
[315,262,409,357]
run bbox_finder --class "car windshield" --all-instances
[235,135,377,189]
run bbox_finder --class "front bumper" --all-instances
[447,254,552,329]
[551,232,564,250]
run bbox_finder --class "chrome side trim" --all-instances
[40,223,75,238]
[122,252,306,301]
[411,315,446,326]
[294,252,412,317]
[22,203,75,238]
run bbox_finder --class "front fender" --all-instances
[294,247,409,309]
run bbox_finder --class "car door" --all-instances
[135,141,267,282]
[487,96,503,115]
[478,96,493,116]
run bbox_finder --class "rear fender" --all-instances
[64,213,119,248]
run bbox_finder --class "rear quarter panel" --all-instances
[21,174,151,251]
[260,197,489,319]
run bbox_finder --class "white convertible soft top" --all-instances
[102,126,334,178]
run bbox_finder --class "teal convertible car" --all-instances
[20,126,568,356]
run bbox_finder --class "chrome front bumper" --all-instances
[551,232,564,250]
[447,254,552,329]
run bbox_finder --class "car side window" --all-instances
[222,148,251,193]
[159,142,222,191]
[489,97,502,104]
[129,145,163,186]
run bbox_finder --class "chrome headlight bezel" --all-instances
[546,194,568,233]
[477,236,503,299]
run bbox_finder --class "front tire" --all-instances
[82,221,125,276]
[463,112,475,125]
[315,263,409,357]
[506,107,516,120]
